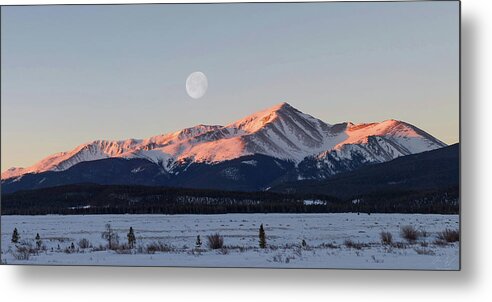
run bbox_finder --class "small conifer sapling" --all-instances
[259,224,266,249]
[11,228,20,243]
[127,227,136,249]
[195,235,202,248]
[35,233,42,249]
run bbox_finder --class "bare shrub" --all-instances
[13,244,34,260]
[207,233,224,250]
[380,231,393,245]
[145,241,173,254]
[392,242,407,249]
[414,248,435,255]
[92,244,107,251]
[319,242,339,249]
[48,237,70,243]
[344,239,366,250]
[433,239,448,246]
[437,229,459,243]
[401,225,419,242]
[224,245,254,252]
[78,238,92,249]
[101,223,119,250]
[115,250,132,254]
[115,245,133,254]
[271,253,296,263]
[118,243,131,250]
[113,243,133,254]
[293,246,303,257]
[281,243,299,249]
[13,249,30,260]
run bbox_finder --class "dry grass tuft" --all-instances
[401,225,419,242]
[437,229,459,243]
[380,231,393,245]
[207,233,224,250]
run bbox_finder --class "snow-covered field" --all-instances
[0,213,459,270]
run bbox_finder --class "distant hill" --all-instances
[271,143,459,199]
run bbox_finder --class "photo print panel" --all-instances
[0,1,460,269]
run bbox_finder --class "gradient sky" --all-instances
[1,2,459,170]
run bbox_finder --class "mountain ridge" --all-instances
[271,143,459,199]
[1,144,459,215]
[2,102,446,181]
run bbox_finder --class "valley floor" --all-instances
[0,213,459,270]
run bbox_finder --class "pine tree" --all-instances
[195,235,202,248]
[259,224,266,249]
[127,227,136,249]
[11,228,20,243]
[35,233,42,249]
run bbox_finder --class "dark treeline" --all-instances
[1,183,459,215]
[349,186,459,214]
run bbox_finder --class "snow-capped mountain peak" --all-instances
[1,103,446,180]
[227,102,295,133]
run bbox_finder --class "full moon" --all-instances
[186,71,208,99]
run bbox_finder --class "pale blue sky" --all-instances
[1,2,459,169]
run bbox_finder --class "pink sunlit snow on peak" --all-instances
[1,102,446,180]
[227,102,295,133]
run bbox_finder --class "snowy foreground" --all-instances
[1,213,459,270]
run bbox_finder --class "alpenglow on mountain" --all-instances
[1,102,446,192]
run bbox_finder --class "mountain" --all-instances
[1,102,447,193]
[1,155,295,194]
[1,103,338,179]
[1,145,459,215]
[297,119,447,179]
[271,143,459,199]
[1,158,172,194]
